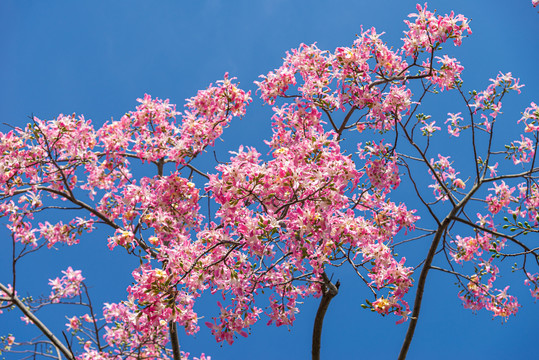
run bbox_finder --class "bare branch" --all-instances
[0,282,74,360]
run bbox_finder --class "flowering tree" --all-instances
[1,3,538,360]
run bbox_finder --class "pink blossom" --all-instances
[7,335,15,346]
[445,112,462,137]
[420,120,441,136]
[66,316,81,331]
[525,273,539,299]
[518,102,539,132]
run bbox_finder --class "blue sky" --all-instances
[1,1,538,359]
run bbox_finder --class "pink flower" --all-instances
[372,297,392,314]
[420,120,441,136]
[66,316,81,331]
[7,335,15,346]
[454,178,465,189]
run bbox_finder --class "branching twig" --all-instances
[0,282,74,360]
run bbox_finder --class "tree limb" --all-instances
[398,183,480,359]
[0,282,74,360]
[312,272,340,360]
[170,320,181,360]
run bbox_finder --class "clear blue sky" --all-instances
[1,1,538,359]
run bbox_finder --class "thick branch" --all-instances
[0,282,74,360]
[398,183,480,359]
[169,321,181,360]
[312,273,340,360]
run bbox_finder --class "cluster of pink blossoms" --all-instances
[486,181,516,215]
[0,196,94,249]
[428,154,466,200]
[206,94,419,330]
[422,55,464,91]
[402,3,472,55]
[445,112,463,137]
[0,74,251,358]
[518,102,539,132]
[459,264,520,319]
[256,6,470,133]
[181,73,252,157]
[48,267,85,303]
[65,314,94,332]
[524,273,539,299]
[359,141,401,193]
[97,75,252,167]
[472,72,523,114]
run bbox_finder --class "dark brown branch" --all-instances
[398,183,480,359]
[184,163,209,179]
[368,72,431,89]
[320,107,339,133]
[157,158,164,177]
[340,248,376,296]
[429,265,470,279]
[336,106,357,139]
[312,272,340,360]
[81,284,102,350]
[170,321,181,360]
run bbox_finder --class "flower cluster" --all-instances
[486,181,515,215]
[524,273,539,299]
[402,3,471,56]
[420,118,441,136]
[40,218,94,248]
[101,300,170,358]
[458,263,520,319]
[445,112,463,137]
[518,102,539,132]
[423,55,464,91]
[181,73,252,157]
[48,267,85,303]
[360,141,401,193]
[428,154,465,200]
[451,231,499,263]
[472,72,523,115]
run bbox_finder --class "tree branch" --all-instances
[312,272,340,360]
[0,282,74,360]
[170,321,181,360]
[398,182,480,359]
